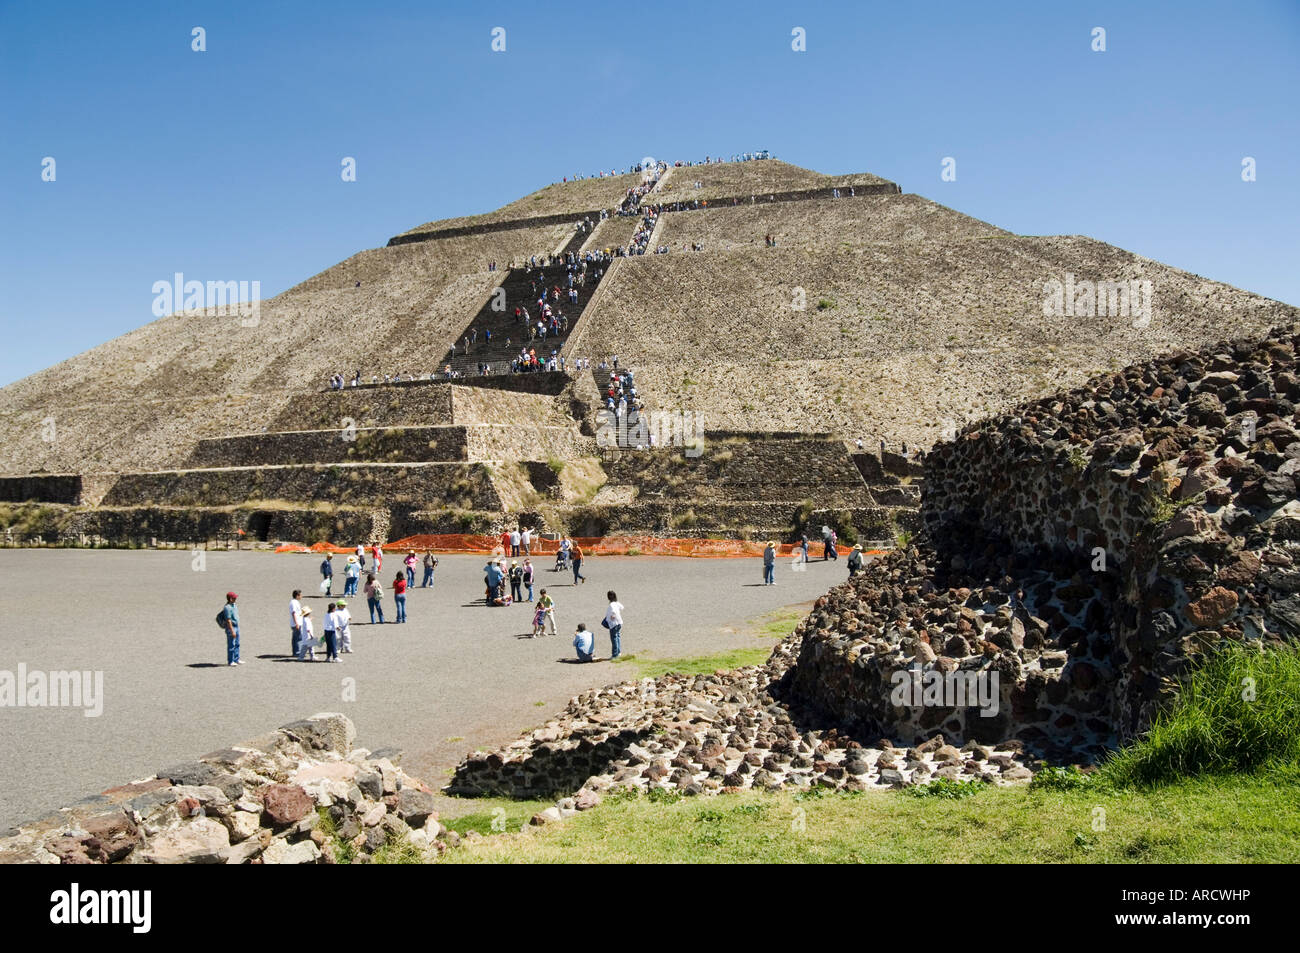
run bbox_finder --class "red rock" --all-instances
[261,784,313,827]
[1184,587,1239,627]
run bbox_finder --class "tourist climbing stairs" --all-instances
[437,221,611,378]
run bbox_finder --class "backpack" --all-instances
[215,607,229,629]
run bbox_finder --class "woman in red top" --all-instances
[501,530,511,555]
[392,571,408,623]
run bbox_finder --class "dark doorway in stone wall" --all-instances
[246,511,273,542]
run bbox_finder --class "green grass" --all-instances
[432,642,1300,864]
[1103,644,1300,786]
[611,647,775,679]
[750,606,807,640]
[438,773,1300,863]
[439,796,558,837]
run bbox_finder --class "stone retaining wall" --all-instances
[788,323,1300,750]
[102,463,502,510]
[188,427,473,467]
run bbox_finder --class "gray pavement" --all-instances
[0,547,847,829]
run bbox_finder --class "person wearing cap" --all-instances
[847,543,864,578]
[763,541,776,585]
[219,592,241,666]
[421,551,437,588]
[403,551,418,590]
[335,599,353,653]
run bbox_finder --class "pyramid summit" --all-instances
[1,154,1295,547]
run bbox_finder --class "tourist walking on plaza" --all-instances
[320,553,334,597]
[290,589,304,656]
[372,543,383,574]
[344,556,360,596]
[573,623,595,662]
[336,600,353,653]
[404,551,417,590]
[521,527,531,555]
[522,558,535,601]
[763,541,776,585]
[421,551,437,587]
[365,573,385,624]
[603,591,624,659]
[509,561,523,602]
[533,589,556,637]
[218,591,241,666]
[355,542,365,571]
[393,571,408,623]
[847,543,864,578]
[572,541,586,584]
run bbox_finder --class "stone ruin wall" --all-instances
[788,324,1300,750]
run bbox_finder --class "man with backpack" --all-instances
[217,592,242,666]
[847,543,864,578]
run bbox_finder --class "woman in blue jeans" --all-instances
[393,571,408,623]
[603,590,624,659]
[365,573,385,624]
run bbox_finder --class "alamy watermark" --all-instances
[1,664,103,717]
[890,668,999,717]
[596,409,704,456]
[152,272,261,326]
[1042,273,1152,328]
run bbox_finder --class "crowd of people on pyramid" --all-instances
[323,154,799,389]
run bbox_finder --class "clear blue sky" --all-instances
[2,0,1296,387]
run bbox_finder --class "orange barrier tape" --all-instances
[275,535,884,559]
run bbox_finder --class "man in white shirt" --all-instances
[510,528,521,557]
[520,527,531,555]
[603,591,625,659]
[290,590,304,657]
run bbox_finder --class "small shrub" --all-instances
[1029,764,1098,792]
[905,778,984,800]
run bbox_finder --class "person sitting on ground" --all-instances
[573,623,595,662]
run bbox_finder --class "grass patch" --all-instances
[439,772,1300,863]
[440,796,557,836]
[612,647,774,679]
[1102,643,1300,786]
[749,605,808,640]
